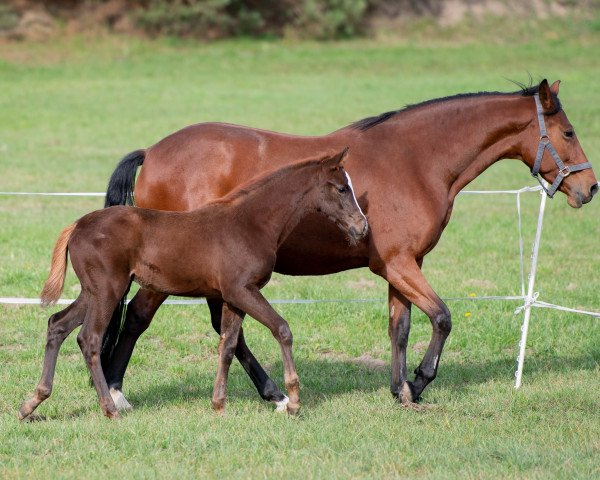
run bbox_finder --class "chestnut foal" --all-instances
[18,149,368,420]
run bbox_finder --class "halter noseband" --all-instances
[531,93,592,198]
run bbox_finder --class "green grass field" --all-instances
[1,28,600,479]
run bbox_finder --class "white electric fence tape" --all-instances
[2,183,599,387]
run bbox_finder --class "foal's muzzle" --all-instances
[349,218,369,241]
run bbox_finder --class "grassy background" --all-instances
[1,27,599,479]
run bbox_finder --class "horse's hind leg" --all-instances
[19,297,86,420]
[78,290,131,419]
[207,297,287,410]
[211,302,244,413]
[103,289,168,411]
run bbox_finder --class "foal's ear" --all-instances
[321,147,349,170]
[538,79,558,112]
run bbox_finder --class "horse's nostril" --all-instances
[591,183,599,197]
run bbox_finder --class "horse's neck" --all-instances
[228,168,316,247]
[362,95,532,199]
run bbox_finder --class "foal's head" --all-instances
[522,79,598,208]
[312,148,369,243]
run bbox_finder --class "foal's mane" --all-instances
[350,82,561,131]
[211,157,323,205]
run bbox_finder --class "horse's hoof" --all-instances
[105,409,121,420]
[110,388,133,412]
[400,382,414,405]
[401,401,424,411]
[286,403,300,416]
[273,395,289,413]
[18,411,46,422]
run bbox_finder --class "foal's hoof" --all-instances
[18,412,46,422]
[286,402,301,416]
[273,395,289,413]
[110,388,133,412]
[105,410,121,420]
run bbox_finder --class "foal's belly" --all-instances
[132,260,222,298]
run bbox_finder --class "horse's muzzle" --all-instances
[349,219,369,241]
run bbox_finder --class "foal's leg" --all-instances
[207,297,288,410]
[19,297,86,420]
[78,292,130,419]
[103,289,168,411]
[225,286,300,414]
[211,302,244,413]
[388,285,413,404]
[378,257,451,402]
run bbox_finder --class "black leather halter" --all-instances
[531,94,592,198]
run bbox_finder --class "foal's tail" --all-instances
[40,223,77,307]
[104,149,145,207]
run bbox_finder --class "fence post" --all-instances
[515,187,547,388]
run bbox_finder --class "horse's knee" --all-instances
[433,308,452,335]
[47,311,71,338]
[275,323,293,346]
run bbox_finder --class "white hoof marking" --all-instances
[274,395,289,412]
[110,388,133,412]
[401,383,413,404]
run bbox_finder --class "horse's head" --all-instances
[314,148,368,243]
[523,79,598,208]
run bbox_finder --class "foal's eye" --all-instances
[563,130,574,139]
[338,186,347,194]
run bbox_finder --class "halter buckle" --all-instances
[559,166,571,177]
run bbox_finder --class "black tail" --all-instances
[99,150,143,381]
[104,149,145,207]
[100,295,127,374]
[99,281,132,380]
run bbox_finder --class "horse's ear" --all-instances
[550,80,561,95]
[538,79,557,112]
[321,147,349,170]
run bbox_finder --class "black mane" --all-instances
[350,82,560,131]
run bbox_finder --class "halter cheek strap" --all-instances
[531,94,592,198]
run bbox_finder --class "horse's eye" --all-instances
[563,130,574,139]
[338,186,347,194]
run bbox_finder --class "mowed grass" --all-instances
[1,29,600,479]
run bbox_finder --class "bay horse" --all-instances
[18,150,368,420]
[102,79,597,411]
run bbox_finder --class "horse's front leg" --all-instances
[207,298,288,411]
[388,285,413,404]
[211,302,244,414]
[375,257,451,403]
[224,286,300,415]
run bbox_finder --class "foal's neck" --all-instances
[223,165,318,248]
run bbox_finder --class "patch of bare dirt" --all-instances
[317,349,387,371]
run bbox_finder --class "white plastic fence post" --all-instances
[515,187,547,388]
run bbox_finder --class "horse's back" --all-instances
[136,122,337,211]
